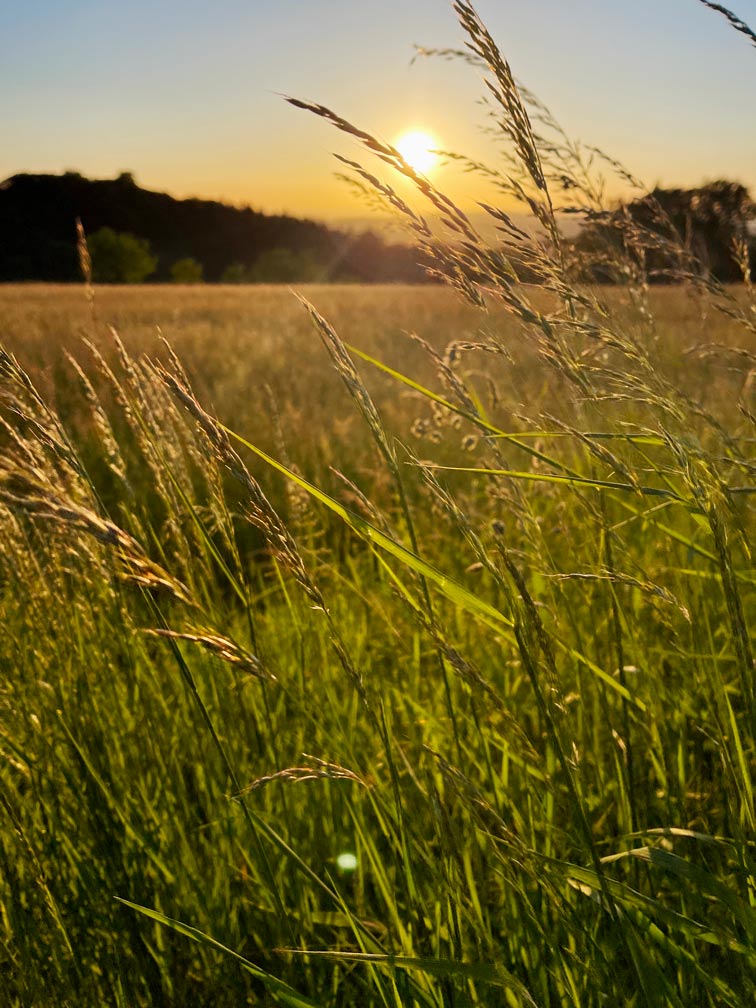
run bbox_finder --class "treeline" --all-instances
[1,172,753,285]
[0,172,428,284]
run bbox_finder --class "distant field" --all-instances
[1,280,755,1006]
[1,282,750,480]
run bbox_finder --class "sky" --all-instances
[3,0,756,224]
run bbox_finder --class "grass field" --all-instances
[1,277,754,1007]
[2,3,756,1003]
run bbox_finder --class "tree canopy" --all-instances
[88,227,157,284]
[170,257,203,284]
[576,180,755,283]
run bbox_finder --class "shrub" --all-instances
[220,261,249,284]
[87,226,157,283]
[170,257,204,284]
[249,247,323,282]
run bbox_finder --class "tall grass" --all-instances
[1,2,755,1005]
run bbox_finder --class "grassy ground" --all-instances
[0,278,754,1006]
[1,281,748,477]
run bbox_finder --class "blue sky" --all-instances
[3,0,755,220]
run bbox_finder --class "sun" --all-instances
[394,130,440,174]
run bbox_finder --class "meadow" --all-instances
[0,276,754,1008]
[2,3,756,1004]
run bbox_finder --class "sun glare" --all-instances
[395,130,439,174]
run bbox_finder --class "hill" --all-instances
[0,172,428,283]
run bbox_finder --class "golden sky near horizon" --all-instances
[4,0,756,223]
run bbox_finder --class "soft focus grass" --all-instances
[0,278,754,1007]
[1,281,750,472]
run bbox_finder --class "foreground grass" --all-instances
[0,278,754,1007]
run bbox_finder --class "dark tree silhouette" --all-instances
[0,172,431,284]
[576,180,755,283]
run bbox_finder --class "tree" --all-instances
[220,262,250,283]
[249,247,323,283]
[576,181,755,283]
[88,227,156,283]
[170,257,203,283]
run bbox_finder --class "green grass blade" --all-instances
[220,422,646,709]
[420,464,692,505]
[279,950,539,1006]
[116,899,323,1008]
[219,421,514,631]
